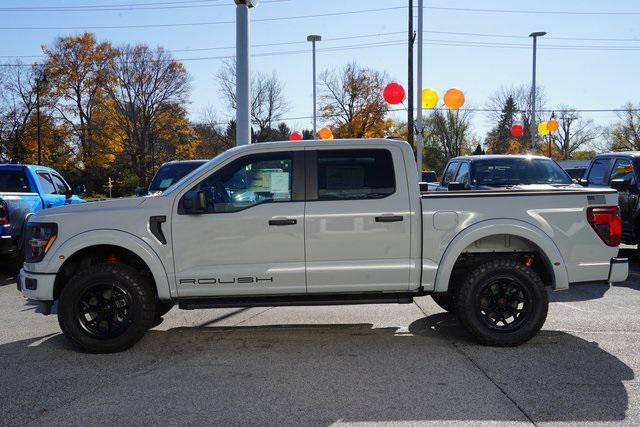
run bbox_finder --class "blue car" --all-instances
[0,164,84,264]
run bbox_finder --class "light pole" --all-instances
[407,0,415,149]
[529,31,546,150]
[415,0,424,176]
[234,0,256,146]
[35,70,47,165]
[307,35,321,136]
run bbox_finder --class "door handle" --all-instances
[269,218,297,226]
[375,215,403,223]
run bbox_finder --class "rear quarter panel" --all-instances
[420,189,620,291]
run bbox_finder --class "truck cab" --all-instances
[0,164,84,262]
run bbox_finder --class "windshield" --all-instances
[471,158,573,187]
[148,162,206,193]
[0,169,33,193]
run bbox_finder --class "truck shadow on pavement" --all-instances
[1,316,633,425]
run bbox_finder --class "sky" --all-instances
[2,0,640,141]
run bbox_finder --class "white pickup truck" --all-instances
[19,139,628,353]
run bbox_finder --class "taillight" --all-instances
[587,206,621,247]
[0,200,8,225]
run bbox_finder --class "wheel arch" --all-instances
[48,230,172,300]
[434,219,569,293]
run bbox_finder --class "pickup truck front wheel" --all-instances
[58,263,155,353]
[455,258,548,347]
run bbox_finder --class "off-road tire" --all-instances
[58,263,155,353]
[455,258,548,347]
[431,293,455,313]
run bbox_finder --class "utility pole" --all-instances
[529,31,546,150]
[307,35,321,136]
[415,0,424,176]
[234,0,256,146]
[407,0,415,148]
[35,70,46,165]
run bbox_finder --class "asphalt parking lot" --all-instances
[1,250,640,426]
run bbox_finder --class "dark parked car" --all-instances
[136,160,207,196]
[557,160,590,181]
[429,155,577,191]
[580,152,640,245]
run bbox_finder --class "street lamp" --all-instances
[35,69,47,165]
[307,35,321,136]
[234,0,257,146]
[529,31,546,150]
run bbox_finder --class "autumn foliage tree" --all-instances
[106,45,192,185]
[319,62,392,138]
[43,33,120,190]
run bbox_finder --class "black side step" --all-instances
[178,293,415,310]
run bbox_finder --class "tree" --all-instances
[215,59,288,142]
[548,109,600,160]
[485,95,518,154]
[608,104,640,151]
[426,110,473,158]
[106,44,191,185]
[487,85,546,150]
[319,62,391,138]
[0,64,39,163]
[43,33,120,189]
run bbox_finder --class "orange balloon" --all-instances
[318,127,333,140]
[444,88,465,110]
[547,118,559,132]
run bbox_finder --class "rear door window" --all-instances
[587,158,611,186]
[316,149,395,200]
[0,170,32,192]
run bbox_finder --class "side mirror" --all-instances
[181,190,208,214]
[135,187,148,197]
[611,178,631,191]
[447,182,468,191]
[74,184,86,195]
[577,178,588,187]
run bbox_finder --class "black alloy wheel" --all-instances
[76,282,134,339]
[476,277,532,332]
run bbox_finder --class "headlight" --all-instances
[25,223,58,263]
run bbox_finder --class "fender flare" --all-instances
[44,229,172,300]
[434,219,569,292]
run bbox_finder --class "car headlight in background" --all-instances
[25,223,58,263]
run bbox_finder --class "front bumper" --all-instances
[608,257,629,283]
[19,268,56,301]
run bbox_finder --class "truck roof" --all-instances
[594,151,640,158]
[450,154,550,162]
[231,138,410,151]
[0,164,59,174]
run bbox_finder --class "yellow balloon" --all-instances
[318,127,333,140]
[422,87,439,109]
[547,118,559,132]
[537,121,549,136]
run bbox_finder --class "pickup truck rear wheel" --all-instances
[58,263,155,353]
[455,258,548,347]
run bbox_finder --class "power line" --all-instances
[0,6,406,30]
[0,0,288,12]
[5,29,640,61]
[424,5,640,16]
